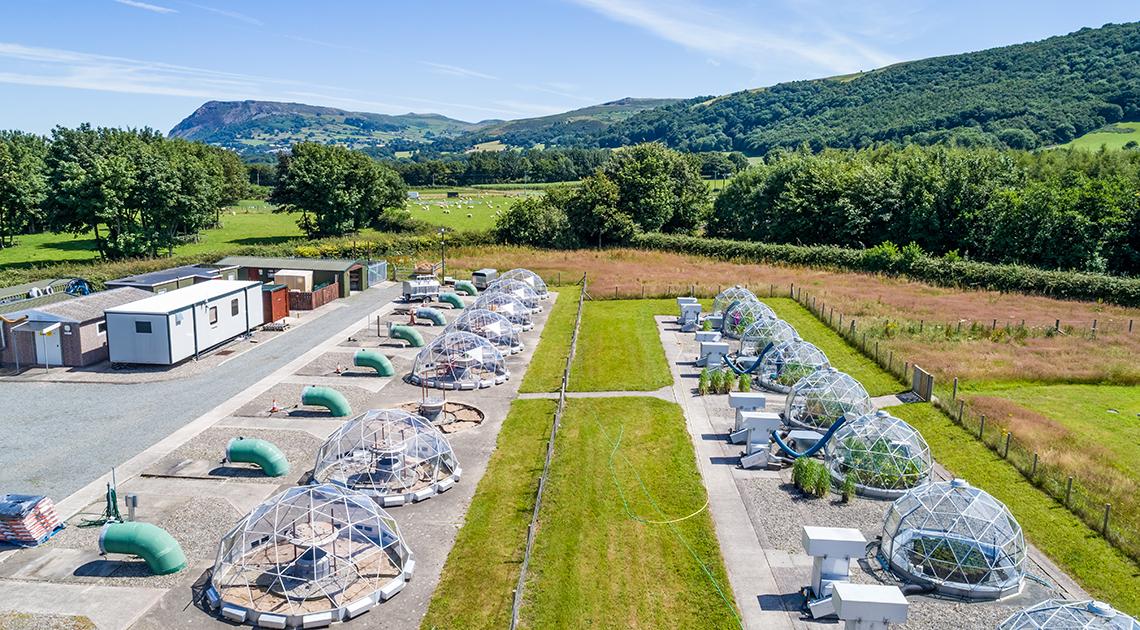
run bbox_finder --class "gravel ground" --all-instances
[0,283,402,501]
[0,612,95,630]
[293,350,411,378]
[48,496,238,588]
[147,427,324,483]
[233,382,377,418]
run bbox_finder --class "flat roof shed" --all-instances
[215,256,366,298]
[105,263,239,293]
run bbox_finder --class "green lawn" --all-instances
[520,397,739,629]
[890,403,1140,616]
[569,299,675,391]
[519,286,582,393]
[420,399,557,630]
[766,297,903,396]
[406,192,516,231]
[1062,122,1140,150]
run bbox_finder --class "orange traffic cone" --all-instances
[270,399,282,413]
[335,364,344,374]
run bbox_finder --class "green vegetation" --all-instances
[792,457,830,498]
[520,397,739,628]
[766,298,901,396]
[421,399,557,630]
[519,286,582,393]
[891,403,1140,616]
[406,193,515,232]
[570,299,674,392]
[1062,122,1140,150]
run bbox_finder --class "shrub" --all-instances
[709,368,724,394]
[701,318,712,332]
[737,374,751,392]
[698,369,711,396]
[793,458,830,498]
[841,475,857,503]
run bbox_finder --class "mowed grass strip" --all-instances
[766,297,902,396]
[519,285,582,393]
[890,403,1140,616]
[569,299,675,391]
[420,399,557,630]
[520,397,739,629]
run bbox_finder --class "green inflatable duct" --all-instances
[389,324,425,347]
[354,349,395,376]
[415,307,446,325]
[226,437,290,477]
[301,385,352,417]
[439,292,465,310]
[99,522,187,575]
[454,280,478,296]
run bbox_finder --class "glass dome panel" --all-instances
[881,479,1026,599]
[210,484,413,623]
[712,285,756,316]
[445,308,522,354]
[472,291,532,329]
[410,331,509,389]
[828,410,932,498]
[739,317,796,358]
[722,299,777,339]
[999,599,1140,629]
[313,409,461,502]
[784,366,874,430]
[756,337,830,393]
[484,279,541,311]
[497,268,549,299]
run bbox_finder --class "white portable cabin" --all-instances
[104,280,264,365]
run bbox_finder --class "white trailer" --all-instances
[105,280,264,365]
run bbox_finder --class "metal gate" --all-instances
[366,261,388,285]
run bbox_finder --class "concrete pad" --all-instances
[0,580,167,630]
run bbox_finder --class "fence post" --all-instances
[862,331,867,350]
[641,283,645,298]
[850,320,856,336]
[952,377,958,401]
[992,319,998,331]
[979,415,985,439]
[875,340,879,362]
[1065,477,1073,506]
[1004,432,1012,458]
[789,283,794,298]
[888,350,894,374]
[919,319,924,333]
[1031,452,1038,477]
[1091,319,1097,339]
[1055,319,1061,331]
[839,314,843,329]
[957,320,962,334]
[1103,504,1111,535]
[1130,319,1134,333]
[957,400,964,423]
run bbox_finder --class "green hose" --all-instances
[99,522,186,575]
[389,324,425,347]
[439,292,465,309]
[301,385,352,417]
[454,280,478,296]
[226,437,290,477]
[354,349,395,376]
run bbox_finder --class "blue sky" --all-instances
[2,1,1138,134]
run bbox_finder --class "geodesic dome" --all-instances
[484,279,541,312]
[722,299,776,339]
[498,268,549,299]
[208,484,413,627]
[881,479,1026,600]
[472,291,532,330]
[312,409,461,506]
[829,410,932,498]
[784,367,874,430]
[410,331,509,389]
[712,285,756,316]
[755,337,830,393]
[445,308,522,354]
[739,317,796,358]
[999,600,1140,630]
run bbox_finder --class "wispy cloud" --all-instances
[566,0,896,74]
[114,0,177,14]
[186,3,263,26]
[420,61,498,81]
[493,100,569,117]
[516,82,594,102]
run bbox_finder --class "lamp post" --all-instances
[439,227,447,279]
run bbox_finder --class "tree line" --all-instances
[0,125,248,259]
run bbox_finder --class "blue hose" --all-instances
[721,342,774,375]
[771,416,847,459]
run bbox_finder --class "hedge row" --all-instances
[0,230,495,290]
[631,233,1140,307]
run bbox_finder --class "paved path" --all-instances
[0,283,402,502]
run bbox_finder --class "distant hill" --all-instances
[168,97,679,156]
[588,22,1140,154]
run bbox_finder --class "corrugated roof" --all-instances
[106,280,261,315]
[216,255,360,273]
[0,292,75,315]
[0,278,72,301]
[14,287,152,322]
[105,264,234,288]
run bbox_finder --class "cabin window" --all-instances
[231,298,240,316]
[135,321,152,334]
[97,321,107,335]
[208,306,218,325]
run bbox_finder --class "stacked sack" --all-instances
[0,494,63,546]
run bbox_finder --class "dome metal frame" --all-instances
[484,278,542,313]
[471,292,533,331]
[738,317,796,359]
[497,268,549,300]
[880,479,1026,600]
[445,308,523,355]
[312,409,462,507]
[409,331,510,390]
[828,410,932,498]
[207,484,414,627]
[712,285,756,316]
[783,366,874,430]
[755,337,830,394]
[722,299,777,339]
[999,599,1140,630]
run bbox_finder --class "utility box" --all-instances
[728,392,766,411]
[735,411,783,469]
[802,526,867,598]
[402,278,440,303]
[472,269,498,290]
[274,269,313,292]
[832,583,908,630]
[694,330,721,343]
[680,303,702,332]
[676,297,697,321]
[697,341,729,368]
[706,314,724,330]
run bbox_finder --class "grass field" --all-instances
[766,297,904,396]
[569,299,675,392]
[1062,122,1140,150]
[406,191,527,231]
[519,286,581,393]
[520,397,739,629]
[420,399,557,630]
[891,403,1140,616]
